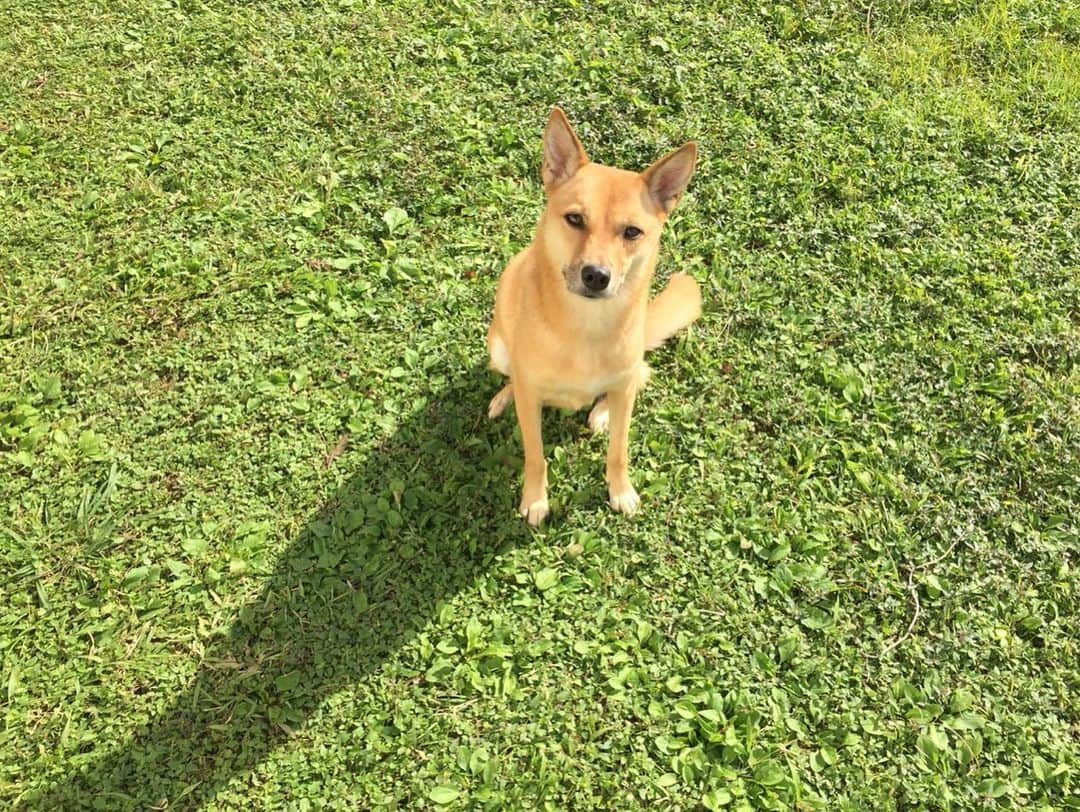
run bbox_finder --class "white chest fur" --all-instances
[541,362,649,410]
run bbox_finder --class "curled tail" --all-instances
[645,272,702,350]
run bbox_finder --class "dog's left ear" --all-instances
[643,142,698,213]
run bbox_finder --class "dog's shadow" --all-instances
[30,364,532,809]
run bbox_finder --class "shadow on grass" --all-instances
[30,364,530,809]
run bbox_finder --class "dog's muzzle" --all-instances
[566,263,614,299]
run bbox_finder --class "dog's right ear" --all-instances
[542,107,589,191]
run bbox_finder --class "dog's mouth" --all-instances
[567,283,615,301]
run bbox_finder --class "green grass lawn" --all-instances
[2,0,1078,808]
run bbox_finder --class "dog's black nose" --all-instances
[581,264,610,293]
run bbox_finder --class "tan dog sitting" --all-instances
[487,107,701,525]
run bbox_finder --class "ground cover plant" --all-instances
[2,0,1078,808]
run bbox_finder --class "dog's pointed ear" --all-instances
[643,141,698,213]
[542,107,589,191]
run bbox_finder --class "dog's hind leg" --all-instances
[488,382,514,418]
[588,397,609,434]
[590,363,648,434]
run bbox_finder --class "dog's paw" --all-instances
[609,484,640,516]
[519,496,550,526]
[587,398,609,434]
[488,385,513,419]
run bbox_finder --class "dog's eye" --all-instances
[564,212,585,229]
[623,226,643,240]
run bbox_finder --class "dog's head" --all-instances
[535,107,697,301]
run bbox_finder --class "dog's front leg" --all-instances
[605,380,640,515]
[514,384,549,525]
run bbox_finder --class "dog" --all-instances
[487,107,701,525]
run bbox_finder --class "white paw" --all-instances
[488,387,513,419]
[519,497,550,526]
[588,399,609,434]
[609,485,640,516]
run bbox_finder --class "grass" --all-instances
[2,0,1078,808]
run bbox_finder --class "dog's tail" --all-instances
[645,272,702,350]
